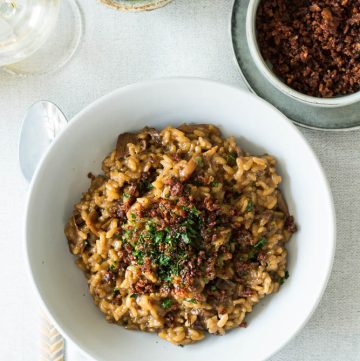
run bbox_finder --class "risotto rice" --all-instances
[64,124,296,345]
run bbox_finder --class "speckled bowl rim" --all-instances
[99,0,173,11]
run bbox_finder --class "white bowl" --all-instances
[25,78,335,361]
[246,0,360,108]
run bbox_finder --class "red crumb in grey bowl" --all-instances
[256,0,360,98]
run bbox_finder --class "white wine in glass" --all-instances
[0,0,82,75]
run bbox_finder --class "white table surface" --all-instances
[1,0,359,360]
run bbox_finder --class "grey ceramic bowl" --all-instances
[99,0,174,11]
[246,0,360,108]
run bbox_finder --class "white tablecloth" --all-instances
[1,0,359,360]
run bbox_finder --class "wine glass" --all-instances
[0,0,82,75]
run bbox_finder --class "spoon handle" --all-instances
[19,101,68,360]
[40,313,65,361]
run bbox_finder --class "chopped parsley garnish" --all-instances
[245,200,253,212]
[227,152,237,166]
[254,237,267,249]
[158,254,171,266]
[210,285,217,292]
[181,232,191,244]
[154,230,165,244]
[140,180,153,193]
[108,264,116,271]
[131,213,136,220]
[279,271,290,285]
[161,298,173,309]
[129,205,203,282]
[247,238,267,261]
[130,293,138,299]
[182,206,201,217]
[123,192,131,199]
[113,287,120,296]
[133,249,144,264]
[210,181,220,187]
[145,221,156,233]
[195,156,203,166]
[248,249,257,261]
[122,229,133,240]
[184,298,197,304]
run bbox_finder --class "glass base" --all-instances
[2,0,82,76]
[100,0,173,11]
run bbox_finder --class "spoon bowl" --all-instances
[19,101,67,182]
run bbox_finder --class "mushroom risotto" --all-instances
[65,124,296,345]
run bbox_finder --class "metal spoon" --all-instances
[19,101,67,182]
[19,100,67,360]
